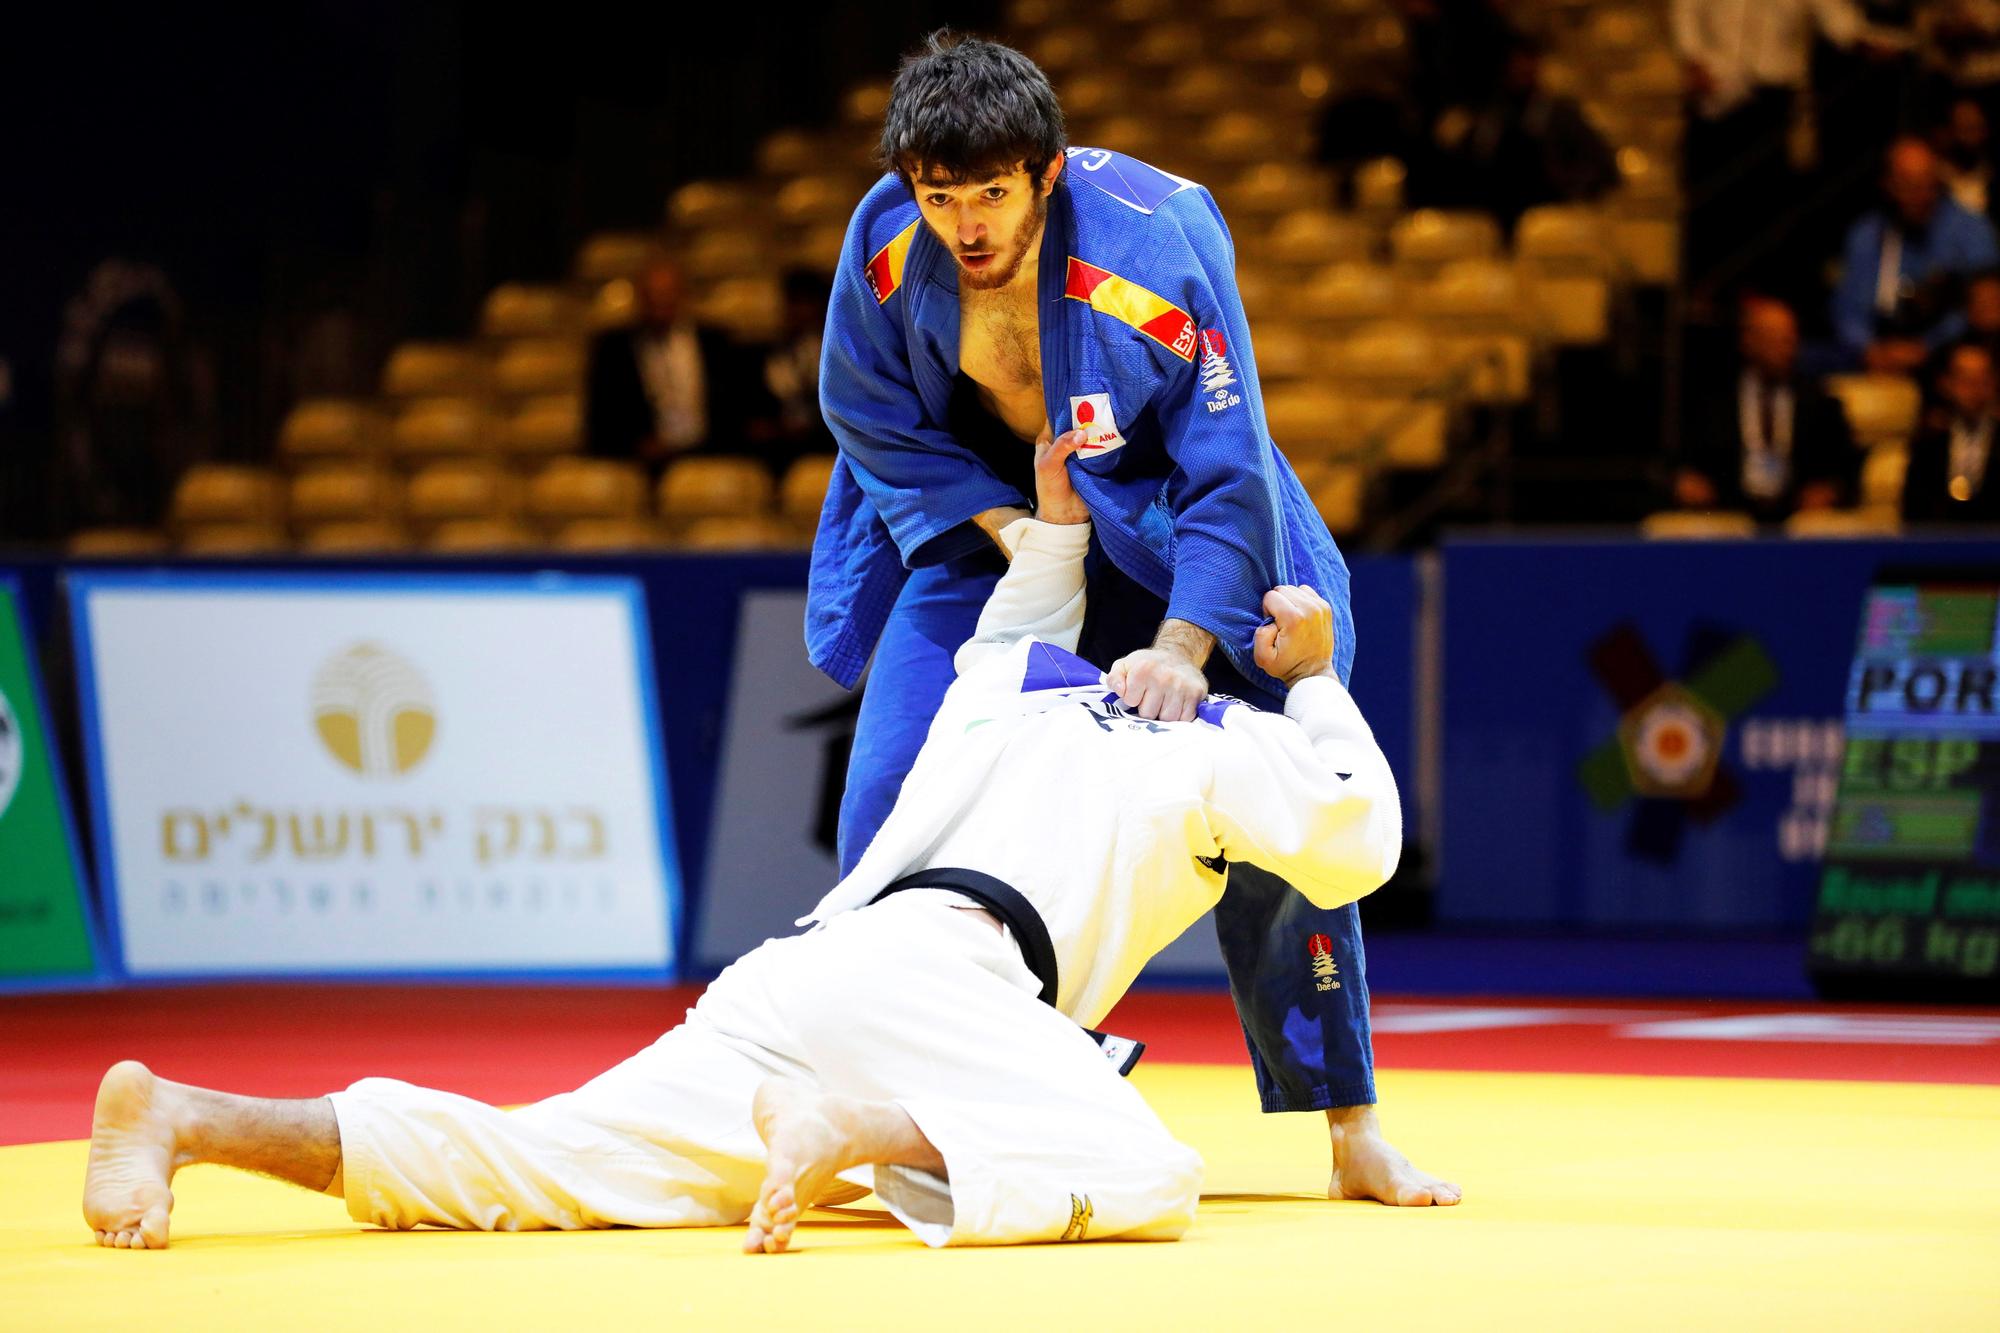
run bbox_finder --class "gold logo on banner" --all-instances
[310,644,436,778]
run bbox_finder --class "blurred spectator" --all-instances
[1677,296,1861,517]
[742,269,833,476]
[54,260,212,532]
[1921,1,2000,127]
[1418,34,1618,232]
[1921,268,2000,395]
[1404,0,1519,132]
[1673,0,1871,285]
[585,257,737,467]
[1831,137,2000,373]
[1903,340,2000,520]
[1935,96,1996,219]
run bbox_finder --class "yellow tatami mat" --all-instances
[5,1067,1998,1330]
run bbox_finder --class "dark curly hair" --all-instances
[877,31,1066,189]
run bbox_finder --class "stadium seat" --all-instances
[573,232,662,284]
[694,278,783,341]
[492,340,584,399]
[66,527,168,557]
[1826,375,1922,447]
[1226,164,1336,223]
[497,394,582,460]
[1306,465,1367,535]
[1292,263,1398,327]
[289,466,401,524]
[780,454,839,529]
[1165,65,1239,116]
[1326,323,1440,394]
[1515,206,1614,274]
[1411,260,1520,332]
[755,129,821,178]
[552,517,667,551]
[1640,511,1757,539]
[668,180,758,231]
[777,176,867,229]
[1353,158,1407,216]
[1250,324,1317,383]
[1339,395,1451,468]
[1785,507,1901,538]
[277,399,388,461]
[1131,22,1202,70]
[589,278,639,331]
[1435,333,1532,403]
[1227,16,1320,67]
[1091,115,1169,164]
[1584,6,1656,63]
[425,518,538,553]
[1265,210,1377,267]
[1264,387,1348,459]
[299,520,409,554]
[179,523,289,556]
[170,464,285,527]
[1106,0,1170,22]
[1614,147,1679,218]
[527,458,649,522]
[1862,445,1909,508]
[1390,210,1502,271]
[794,224,847,274]
[659,456,777,525]
[382,342,486,398]
[1201,111,1296,166]
[842,82,892,124]
[676,515,800,550]
[684,230,769,283]
[1522,271,1613,344]
[1609,217,1679,285]
[1058,71,1133,118]
[480,284,586,340]
[1029,26,1092,75]
[405,461,523,524]
[390,397,497,460]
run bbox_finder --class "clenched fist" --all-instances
[1253,584,1336,690]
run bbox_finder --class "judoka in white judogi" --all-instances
[325,514,1402,1248]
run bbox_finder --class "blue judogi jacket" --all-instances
[808,148,1356,697]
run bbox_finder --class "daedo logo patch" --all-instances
[1069,393,1125,455]
[1199,329,1241,413]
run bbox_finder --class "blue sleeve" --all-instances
[1831,219,1879,356]
[1150,191,1297,676]
[818,195,1025,567]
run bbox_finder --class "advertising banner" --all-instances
[1440,536,2000,931]
[71,573,678,978]
[0,577,99,983]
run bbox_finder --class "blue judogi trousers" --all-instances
[837,547,1378,1113]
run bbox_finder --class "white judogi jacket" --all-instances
[804,517,1401,1030]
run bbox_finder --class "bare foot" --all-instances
[1329,1109,1461,1208]
[82,1061,184,1249]
[744,1080,855,1254]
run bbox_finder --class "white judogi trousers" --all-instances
[328,893,1203,1246]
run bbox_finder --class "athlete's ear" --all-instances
[1040,154,1063,195]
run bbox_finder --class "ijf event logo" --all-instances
[310,643,437,779]
[1577,623,1778,862]
[0,685,21,819]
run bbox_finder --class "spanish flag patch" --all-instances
[865,220,921,304]
[1064,258,1199,362]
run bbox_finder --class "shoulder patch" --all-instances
[865,219,921,304]
[1064,258,1199,362]
[1064,147,1198,215]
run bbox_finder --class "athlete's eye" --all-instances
[925,194,952,208]
[983,188,1007,201]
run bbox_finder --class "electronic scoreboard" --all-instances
[1809,571,2000,1000]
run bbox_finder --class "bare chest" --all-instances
[959,290,1047,443]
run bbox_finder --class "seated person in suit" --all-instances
[742,269,835,478]
[1676,296,1863,519]
[585,258,742,468]
[1904,340,2000,522]
[1831,137,2000,375]
[1922,269,2000,404]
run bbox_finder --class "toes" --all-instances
[1395,1183,1435,1206]
[1434,1181,1464,1206]
[140,1206,171,1249]
[93,1230,108,1247]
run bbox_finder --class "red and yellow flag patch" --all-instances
[1064,258,1198,362]
[865,220,921,304]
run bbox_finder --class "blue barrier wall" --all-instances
[1439,534,2000,930]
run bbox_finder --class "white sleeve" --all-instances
[1203,674,1402,908]
[951,518,1093,676]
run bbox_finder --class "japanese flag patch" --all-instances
[1069,392,1125,456]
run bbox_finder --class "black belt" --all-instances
[870,866,1146,1076]
[873,866,1060,1006]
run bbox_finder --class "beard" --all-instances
[956,188,1049,291]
